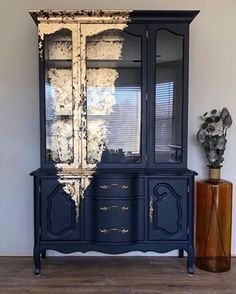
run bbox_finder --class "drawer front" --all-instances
[96,199,132,220]
[96,199,134,242]
[96,178,133,197]
[84,198,145,242]
[96,224,132,243]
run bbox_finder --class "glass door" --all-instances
[80,24,147,169]
[40,24,80,169]
[148,24,188,168]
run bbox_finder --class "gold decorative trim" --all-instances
[99,184,129,190]
[99,228,129,234]
[149,196,154,224]
[99,205,129,212]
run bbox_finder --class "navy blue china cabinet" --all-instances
[30,10,199,275]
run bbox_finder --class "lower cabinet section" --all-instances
[32,171,195,274]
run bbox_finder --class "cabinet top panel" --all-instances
[29,10,199,25]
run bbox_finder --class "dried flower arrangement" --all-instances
[197,107,232,168]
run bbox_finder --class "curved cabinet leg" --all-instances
[33,245,41,275]
[178,249,184,258]
[41,250,46,260]
[187,245,194,275]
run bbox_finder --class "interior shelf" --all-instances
[46,115,73,121]
[45,59,72,69]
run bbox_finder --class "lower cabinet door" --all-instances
[40,178,81,241]
[148,178,188,241]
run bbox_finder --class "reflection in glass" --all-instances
[86,30,142,164]
[44,30,74,163]
[155,30,183,163]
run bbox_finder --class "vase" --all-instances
[195,167,233,272]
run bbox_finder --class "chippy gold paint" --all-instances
[35,11,132,218]
[31,10,132,24]
[39,23,80,170]
[80,23,128,171]
[47,68,73,163]
[86,68,118,164]
[48,40,72,60]
[58,179,81,218]
[48,68,72,115]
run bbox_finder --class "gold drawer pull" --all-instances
[149,196,154,224]
[99,228,129,234]
[99,184,129,190]
[99,205,129,212]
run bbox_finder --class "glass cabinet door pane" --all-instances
[155,30,183,163]
[86,30,142,164]
[44,29,74,164]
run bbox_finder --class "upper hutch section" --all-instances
[30,10,199,170]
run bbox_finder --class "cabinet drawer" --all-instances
[96,225,132,243]
[96,199,134,242]
[84,198,145,242]
[96,178,133,197]
[96,199,132,220]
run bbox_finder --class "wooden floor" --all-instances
[0,257,235,294]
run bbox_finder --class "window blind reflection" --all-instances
[155,82,174,152]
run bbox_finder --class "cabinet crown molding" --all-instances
[29,10,200,25]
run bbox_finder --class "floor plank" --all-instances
[0,257,235,293]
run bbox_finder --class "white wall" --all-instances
[0,0,236,256]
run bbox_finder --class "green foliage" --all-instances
[197,107,232,168]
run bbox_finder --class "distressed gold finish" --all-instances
[34,11,133,218]
[86,67,118,164]
[56,168,95,176]
[39,23,80,171]
[86,69,118,114]
[99,206,129,212]
[99,228,129,234]
[99,184,129,190]
[48,40,72,59]
[63,182,76,196]
[38,23,74,59]
[80,23,128,169]
[149,197,154,224]
[49,119,73,163]
[46,67,73,163]
[58,175,93,219]
[60,180,80,218]
[47,68,73,115]
[46,31,72,59]
[30,10,132,24]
